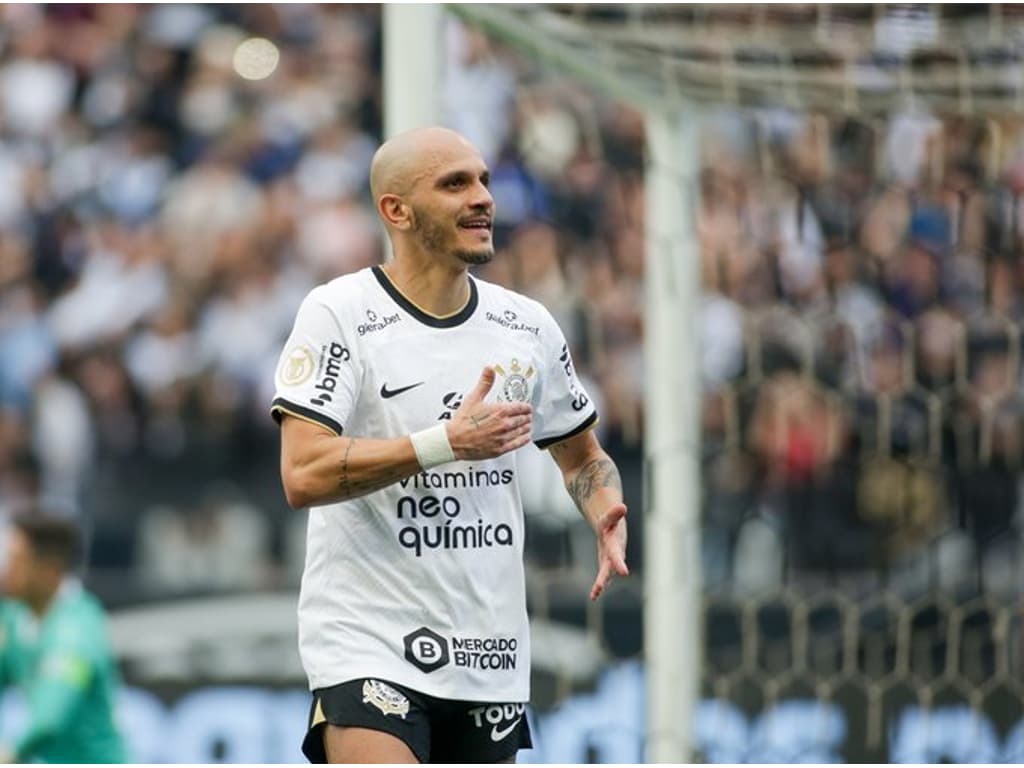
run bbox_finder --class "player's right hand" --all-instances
[446,367,533,460]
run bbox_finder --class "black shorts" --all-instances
[302,678,532,763]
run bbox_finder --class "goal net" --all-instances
[443,4,1024,763]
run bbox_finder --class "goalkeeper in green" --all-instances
[0,512,126,763]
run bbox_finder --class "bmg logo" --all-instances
[403,627,450,673]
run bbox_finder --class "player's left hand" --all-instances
[590,502,628,600]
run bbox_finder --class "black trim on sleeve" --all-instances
[535,411,599,450]
[372,266,478,328]
[271,398,344,436]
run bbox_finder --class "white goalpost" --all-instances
[382,4,443,137]
[642,111,703,763]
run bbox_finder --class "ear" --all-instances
[378,194,413,231]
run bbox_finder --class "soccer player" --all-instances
[0,512,127,763]
[272,126,629,763]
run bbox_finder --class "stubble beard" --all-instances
[414,210,494,266]
[455,247,494,266]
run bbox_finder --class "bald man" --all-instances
[271,126,628,764]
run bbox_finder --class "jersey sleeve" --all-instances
[531,307,598,449]
[271,288,360,436]
[12,614,96,762]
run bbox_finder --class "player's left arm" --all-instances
[547,429,629,600]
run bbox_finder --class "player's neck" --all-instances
[27,579,61,618]
[381,254,471,318]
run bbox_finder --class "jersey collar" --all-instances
[372,266,478,328]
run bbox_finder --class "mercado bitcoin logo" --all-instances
[403,627,450,673]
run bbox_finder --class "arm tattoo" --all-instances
[549,441,568,462]
[566,458,622,510]
[339,438,355,496]
[338,438,409,498]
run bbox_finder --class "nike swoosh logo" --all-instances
[380,381,424,399]
[490,717,522,742]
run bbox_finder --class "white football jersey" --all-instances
[271,266,597,702]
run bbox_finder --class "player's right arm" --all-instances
[280,366,532,508]
[9,614,96,763]
[0,601,19,690]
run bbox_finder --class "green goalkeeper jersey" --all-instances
[0,582,127,763]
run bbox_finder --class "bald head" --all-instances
[369,126,479,204]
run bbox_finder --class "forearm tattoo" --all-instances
[339,438,355,496]
[338,438,408,498]
[566,458,622,510]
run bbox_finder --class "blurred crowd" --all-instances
[0,5,1021,605]
[699,109,1024,597]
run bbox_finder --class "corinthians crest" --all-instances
[494,359,535,403]
[362,679,410,718]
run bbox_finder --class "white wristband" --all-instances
[410,424,456,470]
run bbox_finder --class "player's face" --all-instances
[2,529,36,602]
[411,153,495,265]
